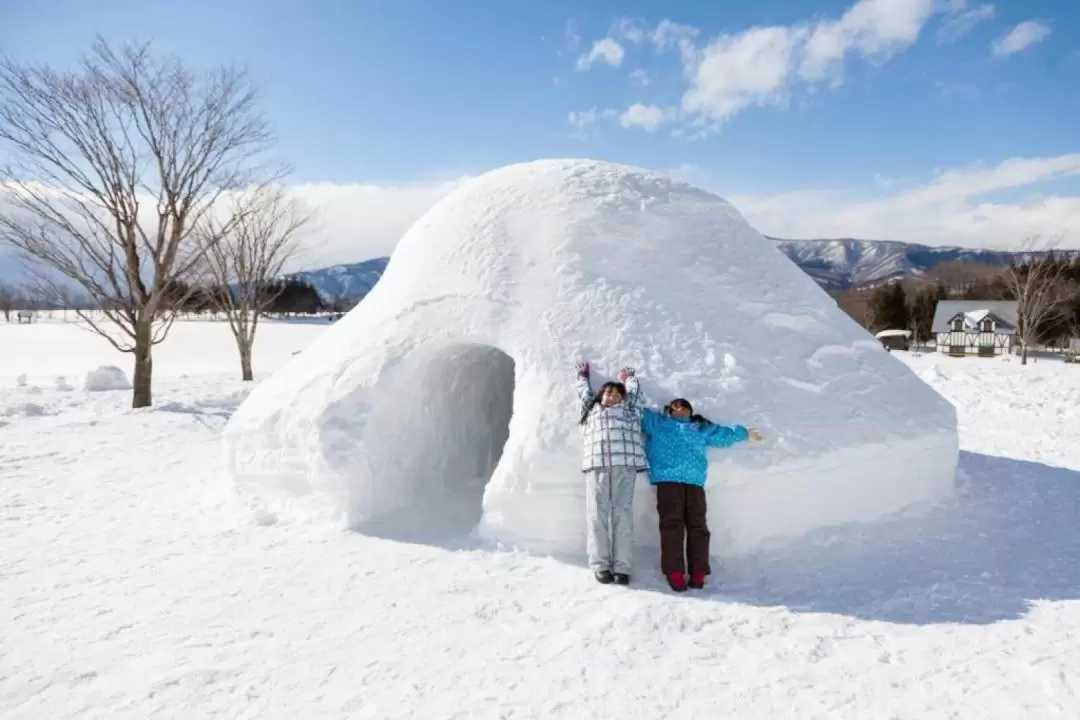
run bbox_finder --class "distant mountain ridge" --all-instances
[293,238,1070,301]
[291,257,389,301]
[767,237,1060,290]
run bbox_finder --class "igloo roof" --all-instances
[224,159,957,555]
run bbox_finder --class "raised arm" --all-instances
[641,407,664,436]
[574,361,593,407]
[618,366,642,411]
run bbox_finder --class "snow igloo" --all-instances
[223,159,958,556]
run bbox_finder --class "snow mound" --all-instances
[922,364,950,383]
[84,366,132,392]
[223,159,958,556]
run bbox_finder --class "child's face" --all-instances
[669,402,691,418]
[600,387,624,406]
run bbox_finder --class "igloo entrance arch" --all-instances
[339,342,516,541]
[223,158,958,558]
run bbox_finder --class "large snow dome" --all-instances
[223,159,958,556]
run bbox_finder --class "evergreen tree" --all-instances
[909,287,940,343]
[265,278,324,314]
[869,282,909,331]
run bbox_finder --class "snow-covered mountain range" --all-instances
[292,238,1054,300]
[290,257,389,301]
[769,238,1053,290]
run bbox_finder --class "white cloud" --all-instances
[991,20,1051,57]
[629,68,652,87]
[568,108,598,130]
[564,20,581,53]
[683,26,805,124]
[0,177,465,281]
[618,104,678,131]
[579,0,944,133]
[9,154,1076,287]
[937,0,995,43]
[283,179,464,270]
[725,153,1080,249]
[608,17,699,59]
[799,0,937,82]
[290,155,1080,273]
[649,20,701,62]
[576,38,625,70]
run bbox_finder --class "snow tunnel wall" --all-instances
[318,342,515,539]
[223,158,959,558]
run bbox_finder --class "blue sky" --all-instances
[2,0,1079,262]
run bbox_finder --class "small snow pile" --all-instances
[921,364,950,383]
[224,159,958,556]
[1,401,51,419]
[55,376,74,392]
[84,365,132,392]
[16,374,27,387]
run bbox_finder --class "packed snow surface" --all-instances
[225,159,958,554]
[83,365,131,392]
[2,320,1079,719]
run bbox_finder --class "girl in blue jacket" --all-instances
[641,398,762,592]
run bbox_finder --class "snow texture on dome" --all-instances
[223,159,958,556]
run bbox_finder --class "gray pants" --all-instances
[585,467,637,574]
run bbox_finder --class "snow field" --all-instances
[1,320,1079,718]
[225,159,958,558]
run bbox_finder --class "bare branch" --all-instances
[0,38,276,406]
[1001,235,1077,365]
[194,185,311,380]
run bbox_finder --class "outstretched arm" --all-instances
[702,423,751,448]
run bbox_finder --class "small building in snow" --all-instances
[874,329,911,351]
[932,300,1018,357]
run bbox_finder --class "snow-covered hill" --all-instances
[2,319,1079,718]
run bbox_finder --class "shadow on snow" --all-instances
[706,451,1080,625]
[353,451,1080,627]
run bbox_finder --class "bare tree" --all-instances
[0,282,14,322]
[928,260,1001,299]
[831,288,874,330]
[197,187,310,381]
[0,38,274,407]
[1001,237,1076,365]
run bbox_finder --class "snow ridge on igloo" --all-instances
[223,159,958,556]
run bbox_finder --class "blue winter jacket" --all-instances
[641,408,749,487]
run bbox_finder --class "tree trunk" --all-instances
[238,335,254,382]
[1021,342,1029,366]
[132,319,154,408]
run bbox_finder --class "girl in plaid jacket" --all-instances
[574,361,648,585]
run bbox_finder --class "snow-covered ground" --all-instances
[2,320,1078,719]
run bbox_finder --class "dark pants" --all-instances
[656,482,710,576]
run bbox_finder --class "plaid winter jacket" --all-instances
[575,374,649,473]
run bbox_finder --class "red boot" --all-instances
[688,572,706,589]
[666,573,687,592]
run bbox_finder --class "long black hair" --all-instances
[579,381,626,425]
[663,397,713,427]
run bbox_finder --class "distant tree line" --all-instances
[1,275,366,321]
[831,252,1080,357]
[158,277,327,317]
